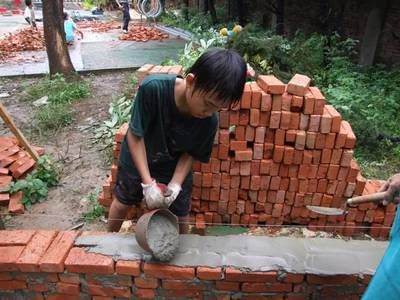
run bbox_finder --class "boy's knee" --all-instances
[111,196,132,212]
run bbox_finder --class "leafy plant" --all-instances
[93,96,133,148]
[9,155,60,208]
[34,103,73,132]
[82,190,105,222]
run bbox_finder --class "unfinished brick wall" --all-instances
[0,230,373,299]
[99,65,396,240]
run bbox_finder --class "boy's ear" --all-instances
[185,73,195,86]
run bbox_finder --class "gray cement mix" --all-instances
[75,234,388,275]
[146,214,179,262]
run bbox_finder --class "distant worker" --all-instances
[24,0,36,29]
[63,12,84,46]
[362,173,400,300]
[115,0,131,33]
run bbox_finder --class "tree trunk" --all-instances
[359,0,390,65]
[183,0,189,21]
[275,0,284,35]
[43,0,75,76]
[229,0,245,24]
[208,0,218,24]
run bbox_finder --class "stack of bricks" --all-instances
[0,229,373,300]
[0,136,44,214]
[99,66,396,239]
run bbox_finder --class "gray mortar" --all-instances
[146,214,179,262]
[75,234,388,275]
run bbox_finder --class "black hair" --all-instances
[25,0,32,6]
[186,48,247,107]
[63,12,68,20]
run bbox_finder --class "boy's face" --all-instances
[185,74,230,119]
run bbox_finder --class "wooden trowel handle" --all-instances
[347,192,388,205]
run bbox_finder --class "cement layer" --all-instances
[75,233,388,275]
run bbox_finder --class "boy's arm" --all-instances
[126,128,152,184]
[164,153,193,207]
[127,128,164,209]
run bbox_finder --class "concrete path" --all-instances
[0,13,185,76]
[76,233,388,275]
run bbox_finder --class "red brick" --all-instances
[65,247,114,274]
[250,109,260,126]
[117,261,142,277]
[135,276,158,288]
[315,133,325,149]
[280,111,291,129]
[8,191,24,214]
[295,131,306,150]
[303,91,315,114]
[218,144,229,160]
[0,230,35,246]
[225,268,277,282]
[340,150,353,167]
[305,132,316,149]
[283,147,294,165]
[307,274,357,285]
[216,281,240,291]
[242,282,292,293]
[273,146,284,163]
[342,121,357,148]
[255,127,266,144]
[144,263,195,279]
[272,94,282,111]
[291,95,303,111]
[257,75,285,94]
[299,114,309,130]
[197,266,223,280]
[0,246,25,271]
[40,231,79,272]
[135,288,155,299]
[269,111,281,128]
[245,125,255,141]
[308,114,320,132]
[325,105,341,132]
[309,87,326,115]
[87,283,131,298]
[253,143,264,160]
[56,282,80,295]
[281,92,292,111]
[13,158,35,179]
[229,111,239,125]
[59,273,80,284]
[289,112,300,129]
[320,108,332,133]
[239,110,250,126]
[235,150,253,161]
[0,280,27,290]
[261,91,272,111]
[241,83,252,109]
[17,230,57,272]
[287,74,311,96]
[251,82,262,108]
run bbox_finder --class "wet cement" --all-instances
[75,233,388,275]
[146,214,179,262]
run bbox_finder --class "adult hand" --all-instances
[164,182,182,207]
[379,173,400,205]
[141,179,165,209]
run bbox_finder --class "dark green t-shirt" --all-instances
[119,74,218,175]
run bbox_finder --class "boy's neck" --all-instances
[174,78,191,116]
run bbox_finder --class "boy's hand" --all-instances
[379,173,400,205]
[141,180,165,209]
[164,182,182,207]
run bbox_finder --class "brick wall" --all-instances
[99,65,396,240]
[0,230,374,299]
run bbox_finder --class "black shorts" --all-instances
[114,165,193,217]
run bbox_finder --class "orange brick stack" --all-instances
[100,66,395,239]
[0,136,44,214]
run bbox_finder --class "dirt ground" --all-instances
[0,70,135,231]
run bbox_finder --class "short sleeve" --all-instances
[188,114,218,163]
[129,81,157,137]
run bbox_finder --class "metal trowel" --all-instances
[306,191,389,216]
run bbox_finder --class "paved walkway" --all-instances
[0,13,186,76]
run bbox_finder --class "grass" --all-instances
[26,74,90,133]
[82,190,105,222]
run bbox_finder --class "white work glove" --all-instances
[164,182,182,207]
[141,180,165,209]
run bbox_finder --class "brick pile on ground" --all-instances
[0,136,44,214]
[0,28,44,62]
[118,25,169,42]
[78,20,121,32]
[99,65,395,239]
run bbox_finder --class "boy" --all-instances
[63,12,83,45]
[24,0,36,29]
[108,48,247,233]
[115,0,131,33]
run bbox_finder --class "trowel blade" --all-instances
[306,205,344,216]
